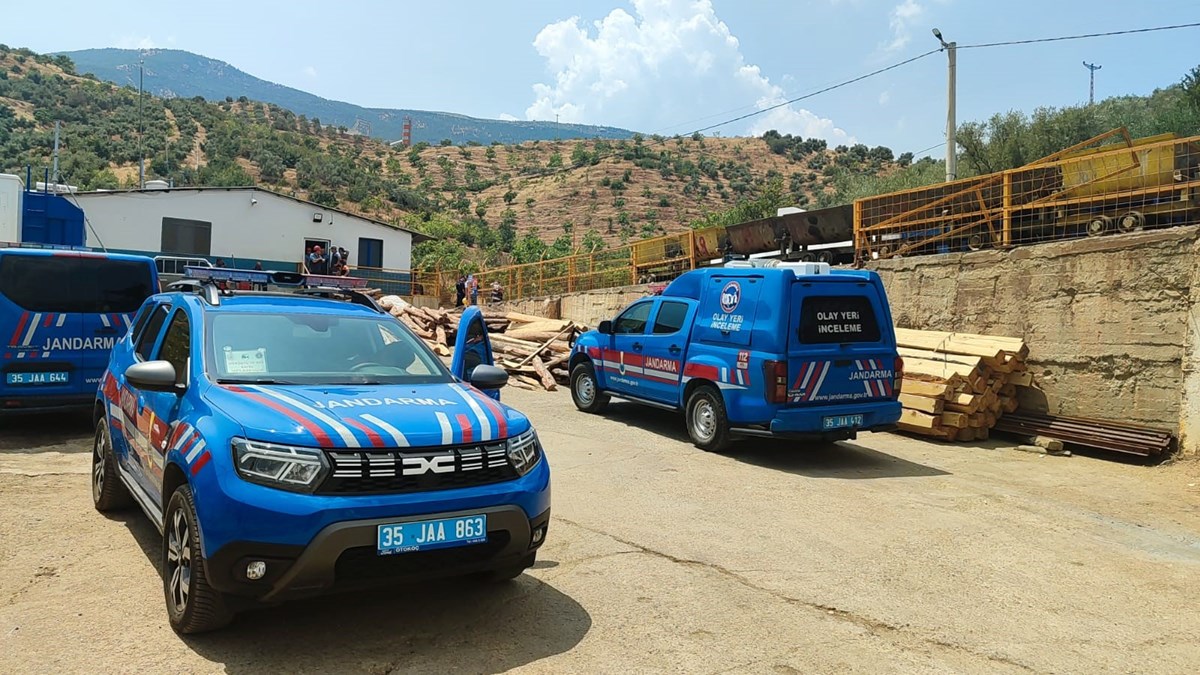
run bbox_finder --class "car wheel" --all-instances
[164,485,232,634]
[570,362,610,413]
[92,419,132,512]
[483,554,536,582]
[686,386,732,453]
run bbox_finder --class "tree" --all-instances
[580,229,606,253]
[503,189,518,204]
[547,152,563,168]
[1183,64,1200,111]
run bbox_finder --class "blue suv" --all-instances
[570,261,902,451]
[91,268,550,633]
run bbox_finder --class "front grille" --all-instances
[317,441,518,495]
[334,532,511,582]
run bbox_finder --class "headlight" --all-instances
[232,438,329,492]
[506,429,542,476]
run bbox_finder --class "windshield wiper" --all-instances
[216,377,295,385]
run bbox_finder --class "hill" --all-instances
[58,48,635,145]
[1,44,908,271]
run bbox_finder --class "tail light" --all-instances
[763,360,788,404]
[893,356,904,396]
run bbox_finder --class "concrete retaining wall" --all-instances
[493,228,1200,455]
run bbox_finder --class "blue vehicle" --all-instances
[0,247,158,413]
[569,260,903,451]
[90,267,549,634]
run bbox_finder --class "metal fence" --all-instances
[854,128,1200,261]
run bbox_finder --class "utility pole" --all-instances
[52,121,60,185]
[932,28,957,182]
[138,57,145,189]
[1083,61,1101,105]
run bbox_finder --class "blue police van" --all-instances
[569,260,903,451]
[0,247,158,413]
[91,267,549,633]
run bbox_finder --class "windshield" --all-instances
[206,312,451,385]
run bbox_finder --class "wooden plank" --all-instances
[899,347,983,370]
[903,356,978,381]
[898,378,952,399]
[899,393,944,414]
[900,409,938,429]
[1008,371,1034,387]
[894,327,1007,359]
[514,324,575,368]
[940,411,969,429]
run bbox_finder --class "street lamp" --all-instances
[932,28,957,182]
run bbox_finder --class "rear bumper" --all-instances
[757,400,902,438]
[206,505,550,602]
[0,394,93,414]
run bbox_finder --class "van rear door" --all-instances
[1,252,85,402]
[786,278,897,405]
[0,252,155,406]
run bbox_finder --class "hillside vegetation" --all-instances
[3,44,1198,274]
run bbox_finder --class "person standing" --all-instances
[455,274,467,307]
[490,280,504,305]
[466,274,479,306]
[307,245,327,275]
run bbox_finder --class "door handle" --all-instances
[668,345,681,354]
[632,342,643,351]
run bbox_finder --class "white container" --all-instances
[0,173,24,244]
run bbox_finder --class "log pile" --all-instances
[376,297,583,391]
[894,327,1030,442]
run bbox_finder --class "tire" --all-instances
[164,485,232,634]
[570,362,610,413]
[92,419,133,512]
[685,386,732,453]
[483,554,536,582]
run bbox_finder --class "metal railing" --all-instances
[854,128,1200,261]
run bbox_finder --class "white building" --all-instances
[72,186,427,271]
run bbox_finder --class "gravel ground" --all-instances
[2,390,1198,674]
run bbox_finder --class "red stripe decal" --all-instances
[224,385,334,446]
[792,362,810,389]
[683,362,720,380]
[472,390,508,438]
[9,312,29,346]
[166,423,190,450]
[189,450,212,476]
[179,431,200,456]
[345,417,386,448]
[42,314,53,327]
[456,413,474,443]
[586,346,601,358]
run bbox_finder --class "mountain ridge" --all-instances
[58,48,636,145]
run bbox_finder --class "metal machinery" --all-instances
[853,128,1200,261]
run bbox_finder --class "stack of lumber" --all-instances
[894,327,1031,442]
[376,297,583,391]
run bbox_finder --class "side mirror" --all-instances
[468,364,509,390]
[125,361,182,394]
[598,320,614,335]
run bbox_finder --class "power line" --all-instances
[691,48,941,135]
[958,21,1200,49]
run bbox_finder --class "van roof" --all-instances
[0,247,156,265]
[661,266,878,300]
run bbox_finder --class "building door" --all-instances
[303,238,330,275]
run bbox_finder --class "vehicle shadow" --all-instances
[601,401,947,480]
[0,410,93,453]
[113,509,591,674]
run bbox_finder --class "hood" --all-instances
[206,381,529,449]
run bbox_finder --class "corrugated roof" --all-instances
[73,185,431,243]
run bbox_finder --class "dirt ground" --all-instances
[2,389,1198,674]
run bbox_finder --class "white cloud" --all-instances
[116,35,158,50]
[498,113,519,121]
[879,0,924,54]
[303,65,318,78]
[878,90,891,105]
[525,0,853,142]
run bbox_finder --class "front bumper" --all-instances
[207,505,550,601]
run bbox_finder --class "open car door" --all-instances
[451,306,505,401]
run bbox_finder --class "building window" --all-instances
[358,238,383,268]
[161,217,212,256]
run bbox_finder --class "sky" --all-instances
[4,0,1199,157]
